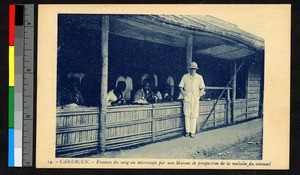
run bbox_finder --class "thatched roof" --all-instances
[62,14,264,60]
[153,15,264,52]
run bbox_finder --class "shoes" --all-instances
[185,133,195,138]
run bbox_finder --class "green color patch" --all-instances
[9,87,14,128]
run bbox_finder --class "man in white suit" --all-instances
[178,62,205,138]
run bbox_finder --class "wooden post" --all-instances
[213,100,216,127]
[245,63,249,120]
[259,57,264,118]
[226,88,231,125]
[186,35,193,67]
[99,15,109,153]
[231,61,237,124]
[152,106,156,142]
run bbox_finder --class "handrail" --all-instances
[205,86,232,90]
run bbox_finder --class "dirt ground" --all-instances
[199,132,262,160]
[88,118,263,160]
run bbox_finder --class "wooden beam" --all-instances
[114,17,186,40]
[246,63,250,120]
[213,100,216,127]
[206,86,232,90]
[231,60,237,123]
[216,48,255,60]
[73,15,260,54]
[186,35,193,67]
[195,44,240,55]
[132,15,263,52]
[128,15,191,37]
[110,17,186,48]
[99,15,109,153]
[152,107,156,142]
[226,88,231,125]
[259,59,264,118]
[74,17,187,48]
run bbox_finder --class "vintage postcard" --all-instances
[36,4,290,169]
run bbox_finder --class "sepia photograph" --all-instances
[36,5,290,169]
[55,14,264,160]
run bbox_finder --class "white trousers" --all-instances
[185,115,198,134]
[183,94,199,134]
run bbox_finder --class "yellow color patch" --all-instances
[9,46,14,86]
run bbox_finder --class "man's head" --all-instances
[115,81,126,93]
[188,62,198,76]
[142,79,151,91]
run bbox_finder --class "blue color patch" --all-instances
[8,128,14,167]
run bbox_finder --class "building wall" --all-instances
[233,57,264,122]
[247,58,263,119]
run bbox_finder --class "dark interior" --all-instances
[57,14,247,107]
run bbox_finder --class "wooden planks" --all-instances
[105,102,185,147]
[247,60,262,119]
[197,100,228,130]
[153,102,184,140]
[56,109,99,157]
[105,105,152,149]
[233,99,247,122]
[233,58,263,123]
[56,93,262,157]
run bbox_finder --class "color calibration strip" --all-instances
[8,4,15,167]
[8,4,34,167]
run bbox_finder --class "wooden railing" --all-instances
[55,86,262,157]
[56,101,230,157]
[56,108,99,157]
[198,100,228,130]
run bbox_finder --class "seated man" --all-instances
[134,79,157,103]
[166,74,175,97]
[106,81,126,106]
[163,85,174,102]
[115,74,133,101]
[64,73,85,106]
[153,86,163,102]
